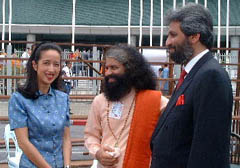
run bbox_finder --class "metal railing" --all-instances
[0,40,240,145]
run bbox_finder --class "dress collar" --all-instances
[36,87,54,96]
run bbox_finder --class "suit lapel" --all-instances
[152,52,213,139]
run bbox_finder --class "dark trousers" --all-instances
[64,82,71,95]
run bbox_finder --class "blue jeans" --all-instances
[64,82,71,95]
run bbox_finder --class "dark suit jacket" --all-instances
[151,52,233,168]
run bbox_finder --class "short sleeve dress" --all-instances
[8,88,70,168]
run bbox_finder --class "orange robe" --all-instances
[123,90,161,168]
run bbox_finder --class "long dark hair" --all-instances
[18,42,64,99]
[105,44,157,91]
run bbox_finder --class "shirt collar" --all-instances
[184,49,209,74]
[36,87,54,96]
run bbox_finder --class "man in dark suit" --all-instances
[151,3,233,168]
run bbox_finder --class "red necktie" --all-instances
[176,69,187,90]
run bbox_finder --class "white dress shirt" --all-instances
[184,49,209,75]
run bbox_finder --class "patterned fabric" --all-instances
[8,88,70,168]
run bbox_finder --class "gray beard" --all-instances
[169,40,194,65]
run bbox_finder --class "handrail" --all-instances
[0,115,88,121]
[0,75,104,80]
[0,75,177,81]
[1,57,240,66]
[231,132,240,139]
[0,95,96,100]
[1,95,240,102]
[0,40,112,48]
[1,75,240,82]
[2,40,240,50]
[0,57,105,63]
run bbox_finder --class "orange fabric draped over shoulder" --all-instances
[123,90,162,168]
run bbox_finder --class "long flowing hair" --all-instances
[105,44,157,91]
[17,42,64,99]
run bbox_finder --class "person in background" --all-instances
[158,67,163,90]
[8,42,71,168]
[74,48,81,60]
[11,50,21,69]
[151,3,233,168]
[21,47,32,69]
[0,49,6,71]
[82,48,88,60]
[84,44,168,168]
[159,64,169,95]
[72,49,82,87]
[72,48,83,76]
[62,61,73,95]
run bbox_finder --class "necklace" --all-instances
[107,96,136,147]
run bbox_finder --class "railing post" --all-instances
[6,45,12,95]
[233,50,240,135]
[92,46,99,95]
[100,47,107,93]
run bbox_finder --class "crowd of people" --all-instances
[8,3,233,168]
[0,47,32,72]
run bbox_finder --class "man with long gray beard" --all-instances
[151,3,233,168]
[84,44,168,168]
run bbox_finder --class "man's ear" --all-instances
[188,33,200,44]
[32,60,37,71]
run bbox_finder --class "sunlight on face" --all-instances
[32,49,61,92]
